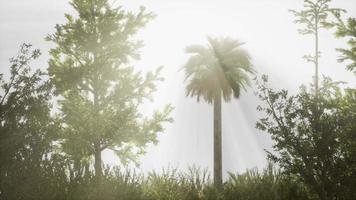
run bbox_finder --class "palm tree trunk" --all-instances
[213,90,222,188]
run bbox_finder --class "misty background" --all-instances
[1,0,355,177]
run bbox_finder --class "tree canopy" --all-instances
[184,36,254,103]
[47,0,173,177]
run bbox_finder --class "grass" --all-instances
[57,164,313,200]
[1,160,315,200]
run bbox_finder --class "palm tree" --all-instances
[183,36,255,187]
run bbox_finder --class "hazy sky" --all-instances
[1,0,355,177]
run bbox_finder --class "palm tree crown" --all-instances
[184,36,254,103]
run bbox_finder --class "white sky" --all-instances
[1,0,355,177]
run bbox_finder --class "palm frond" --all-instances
[183,36,255,103]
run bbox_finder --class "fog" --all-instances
[1,0,355,177]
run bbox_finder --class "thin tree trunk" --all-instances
[213,90,222,188]
[315,18,319,98]
[94,142,102,179]
[93,84,102,179]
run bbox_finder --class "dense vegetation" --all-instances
[0,0,355,199]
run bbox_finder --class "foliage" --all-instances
[46,0,173,176]
[92,165,316,200]
[1,0,355,199]
[184,36,254,103]
[64,167,146,200]
[224,164,313,200]
[335,88,356,199]
[256,75,356,200]
[62,165,313,200]
[290,0,344,36]
[333,16,356,74]
[0,44,68,200]
[290,0,345,97]
[143,166,210,200]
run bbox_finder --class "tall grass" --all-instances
[62,164,313,200]
[1,163,315,200]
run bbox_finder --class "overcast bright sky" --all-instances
[1,0,355,177]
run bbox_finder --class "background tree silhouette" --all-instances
[290,0,344,97]
[47,0,173,179]
[183,36,255,187]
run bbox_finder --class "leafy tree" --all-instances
[329,12,356,197]
[290,0,344,97]
[334,87,356,199]
[256,76,356,200]
[333,16,356,74]
[183,37,255,187]
[0,44,67,200]
[47,0,173,178]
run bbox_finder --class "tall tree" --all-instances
[47,0,173,178]
[290,0,344,97]
[183,37,255,187]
